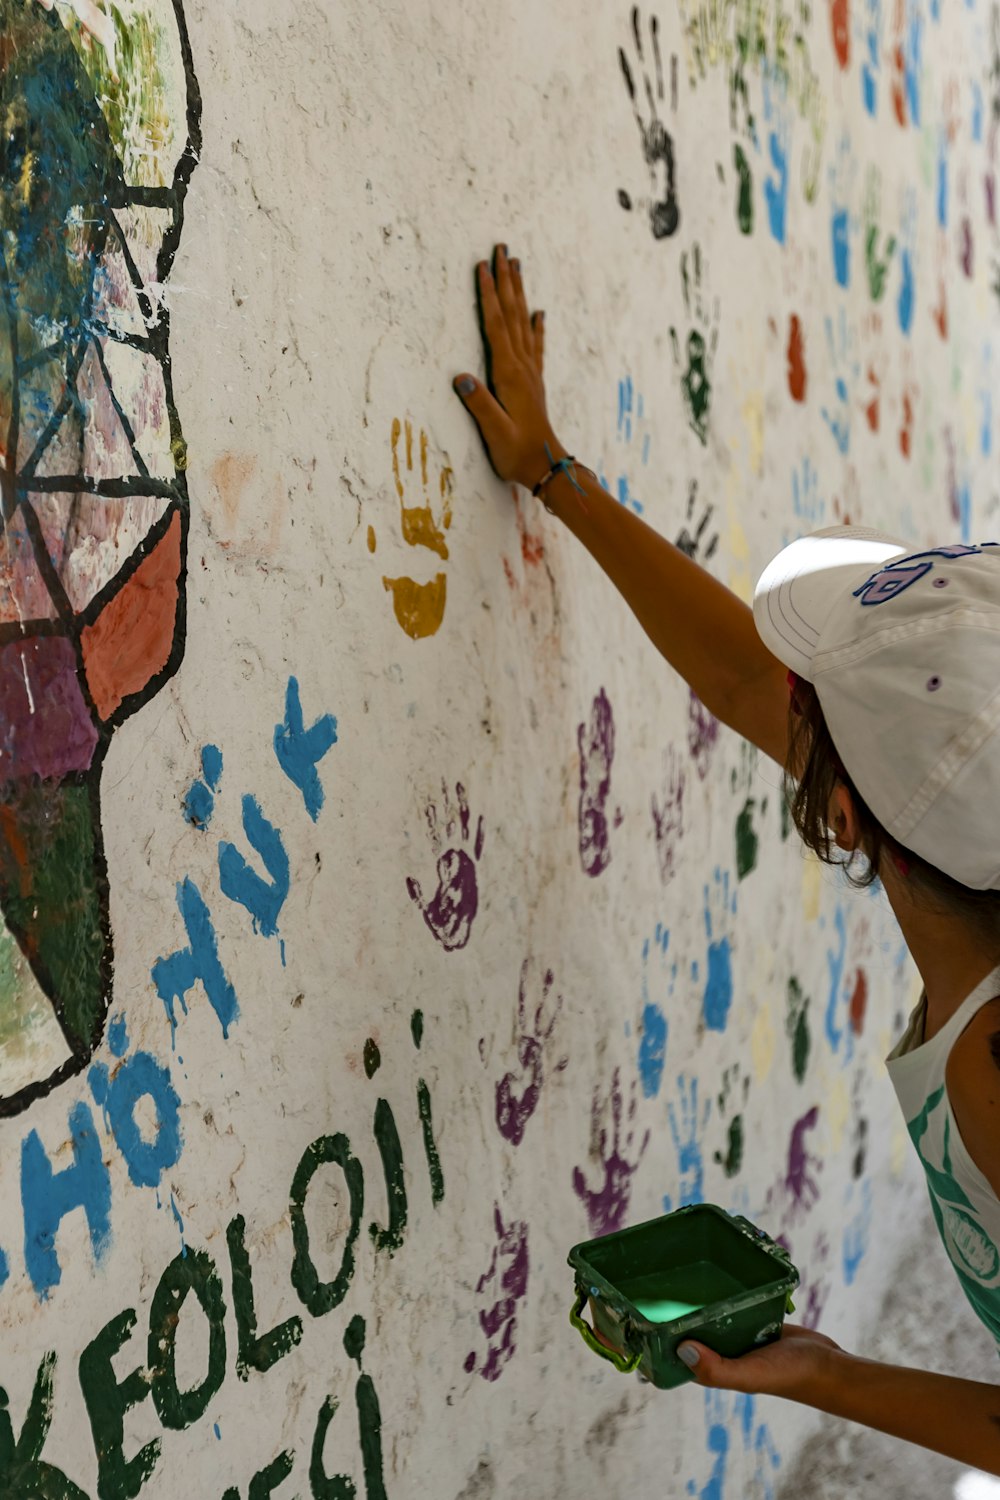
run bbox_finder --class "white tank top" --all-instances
[885,962,1000,1353]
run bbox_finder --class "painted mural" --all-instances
[0,0,200,1115]
[0,0,997,1495]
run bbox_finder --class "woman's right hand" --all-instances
[453,244,568,492]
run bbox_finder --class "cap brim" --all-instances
[753,525,911,680]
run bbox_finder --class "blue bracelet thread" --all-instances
[533,442,591,506]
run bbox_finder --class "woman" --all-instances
[452,244,1000,1475]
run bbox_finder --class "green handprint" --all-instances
[670,245,720,446]
[863,164,896,302]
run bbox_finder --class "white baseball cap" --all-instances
[752,525,1000,890]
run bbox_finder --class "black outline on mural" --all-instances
[0,0,203,1118]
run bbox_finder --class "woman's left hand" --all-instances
[677,1323,846,1400]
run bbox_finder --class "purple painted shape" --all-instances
[651,747,685,884]
[464,1205,529,1382]
[406,782,485,951]
[407,849,478,950]
[578,688,615,876]
[785,1104,822,1211]
[572,1067,650,1236]
[688,689,719,780]
[0,636,98,781]
[495,959,567,1146]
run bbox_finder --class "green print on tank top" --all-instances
[909,1085,1000,1347]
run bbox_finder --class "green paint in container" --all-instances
[568,1203,799,1389]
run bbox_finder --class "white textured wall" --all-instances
[1,0,997,1495]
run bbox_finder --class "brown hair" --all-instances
[784,674,1000,958]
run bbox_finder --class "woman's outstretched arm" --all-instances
[453,244,790,767]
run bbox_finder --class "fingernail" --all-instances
[677,1345,699,1368]
[511,258,520,272]
[499,243,508,256]
[455,375,476,395]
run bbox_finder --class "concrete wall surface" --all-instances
[0,0,997,1495]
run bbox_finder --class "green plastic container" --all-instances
[567,1203,799,1389]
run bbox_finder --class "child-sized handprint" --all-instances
[784,1104,823,1217]
[785,975,812,1083]
[638,923,672,1098]
[712,1064,750,1178]
[674,478,719,562]
[406,781,485,951]
[376,417,454,640]
[463,1204,529,1382]
[821,307,860,456]
[958,164,974,279]
[495,958,568,1146]
[786,312,807,402]
[686,1389,782,1500]
[896,183,917,337]
[670,246,720,446]
[698,868,737,1033]
[578,687,619,877]
[617,7,681,239]
[829,0,850,68]
[572,1067,651,1235]
[861,0,881,116]
[842,1177,873,1284]
[859,311,887,434]
[761,58,792,246]
[789,455,825,537]
[731,739,766,881]
[663,1071,711,1211]
[863,164,896,301]
[598,375,650,515]
[898,353,919,461]
[651,746,685,885]
[828,129,858,290]
[688,687,720,782]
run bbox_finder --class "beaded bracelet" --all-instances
[531,443,594,513]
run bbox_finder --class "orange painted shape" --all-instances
[81,510,182,720]
[849,967,868,1035]
[787,315,807,403]
[831,0,850,69]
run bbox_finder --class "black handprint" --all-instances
[617,7,680,239]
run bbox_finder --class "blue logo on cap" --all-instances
[853,544,998,606]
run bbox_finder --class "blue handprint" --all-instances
[790,456,825,539]
[638,924,672,1098]
[828,130,857,289]
[980,345,993,459]
[761,60,791,246]
[861,0,881,117]
[820,310,859,457]
[843,1178,873,1284]
[700,869,737,1033]
[897,186,917,337]
[663,1072,711,1211]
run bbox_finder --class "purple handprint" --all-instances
[496,959,568,1146]
[651,745,686,884]
[406,781,485,951]
[765,1104,823,1230]
[578,688,619,876]
[688,688,720,781]
[463,1205,529,1382]
[572,1067,651,1236]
